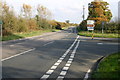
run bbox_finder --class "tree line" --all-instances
[0,1,77,36]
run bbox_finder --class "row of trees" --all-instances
[0,1,76,36]
[78,0,119,33]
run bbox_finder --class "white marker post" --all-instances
[87,20,95,39]
[102,21,105,39]
[0,20,3,39]
[0,20,3,80]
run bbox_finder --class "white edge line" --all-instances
[84,69,91,80]
[1,48,35,61]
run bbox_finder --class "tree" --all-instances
[0,0,3,19]
[66,20,70,23]
[36,5,52,29]
[88,0,112,24]
[23,4,32,19]
[37,4,52,20]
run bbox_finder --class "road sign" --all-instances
[87,20,95,31]
[87,20,94,25]
[87,27,94,30]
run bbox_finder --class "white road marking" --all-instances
[65,63,71,67]
[46,70,54,74]
[43,41,54,46]
[67,61,72,64]
[51,66,57,69]
[54,62,60,66]
[57,76,64,80]
[57,76,64,79]
[59,57,64,60]
[84,69,91,80]
[57,40,80,79]
[10,45,14,47]
[60,71,67,76]
[41,36,79,79]
[57,60,62,63]
[62,55,66,58]
[70,55,74,58]
[1,48,35,61]
[63,67,69,70]
[69,58,73,61]
[41,74,50,79]
[97,43,103,45]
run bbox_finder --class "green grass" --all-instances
[91,52,120,79]
[2,29,58,41]
[78,31,119,38]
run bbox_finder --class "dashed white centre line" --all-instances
[63,67,69,70]
[54,62,60,66]
[51,66,57,69]
[60,71,67,76]
[41,75,50,79]
[57,40,80,79]
[41,36,79,79]
[65,63,71,67]
[46,70,54,74]
[57,60,62,63]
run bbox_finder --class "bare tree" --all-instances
[23,4,32,19]
[37,4,52,20]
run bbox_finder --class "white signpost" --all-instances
[0,20,2,38]
[0,20,2,80]
[87,20,95,39]
[0,21,2,37]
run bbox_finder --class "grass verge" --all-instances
[78,31,119,38]
[2,29,59,41]
[91,52,120,79]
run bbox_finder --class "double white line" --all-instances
[41,35,80,80]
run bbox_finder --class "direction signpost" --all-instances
[87,20,95,39]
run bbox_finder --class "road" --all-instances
[1,27,119,80]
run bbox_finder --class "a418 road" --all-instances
[1,27,119,80]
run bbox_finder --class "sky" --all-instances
[3,0,120,23]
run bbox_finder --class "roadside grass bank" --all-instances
[78,31,119,38]
[2,29,60,41]
[91,52,120,79]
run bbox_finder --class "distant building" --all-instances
[118,1,120,22]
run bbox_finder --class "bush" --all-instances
[17,18,28,32]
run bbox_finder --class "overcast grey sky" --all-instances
[3,0,119,23]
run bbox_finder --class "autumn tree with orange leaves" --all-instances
[87,1,112,24]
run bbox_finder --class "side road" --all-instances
[79,36,119,43]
